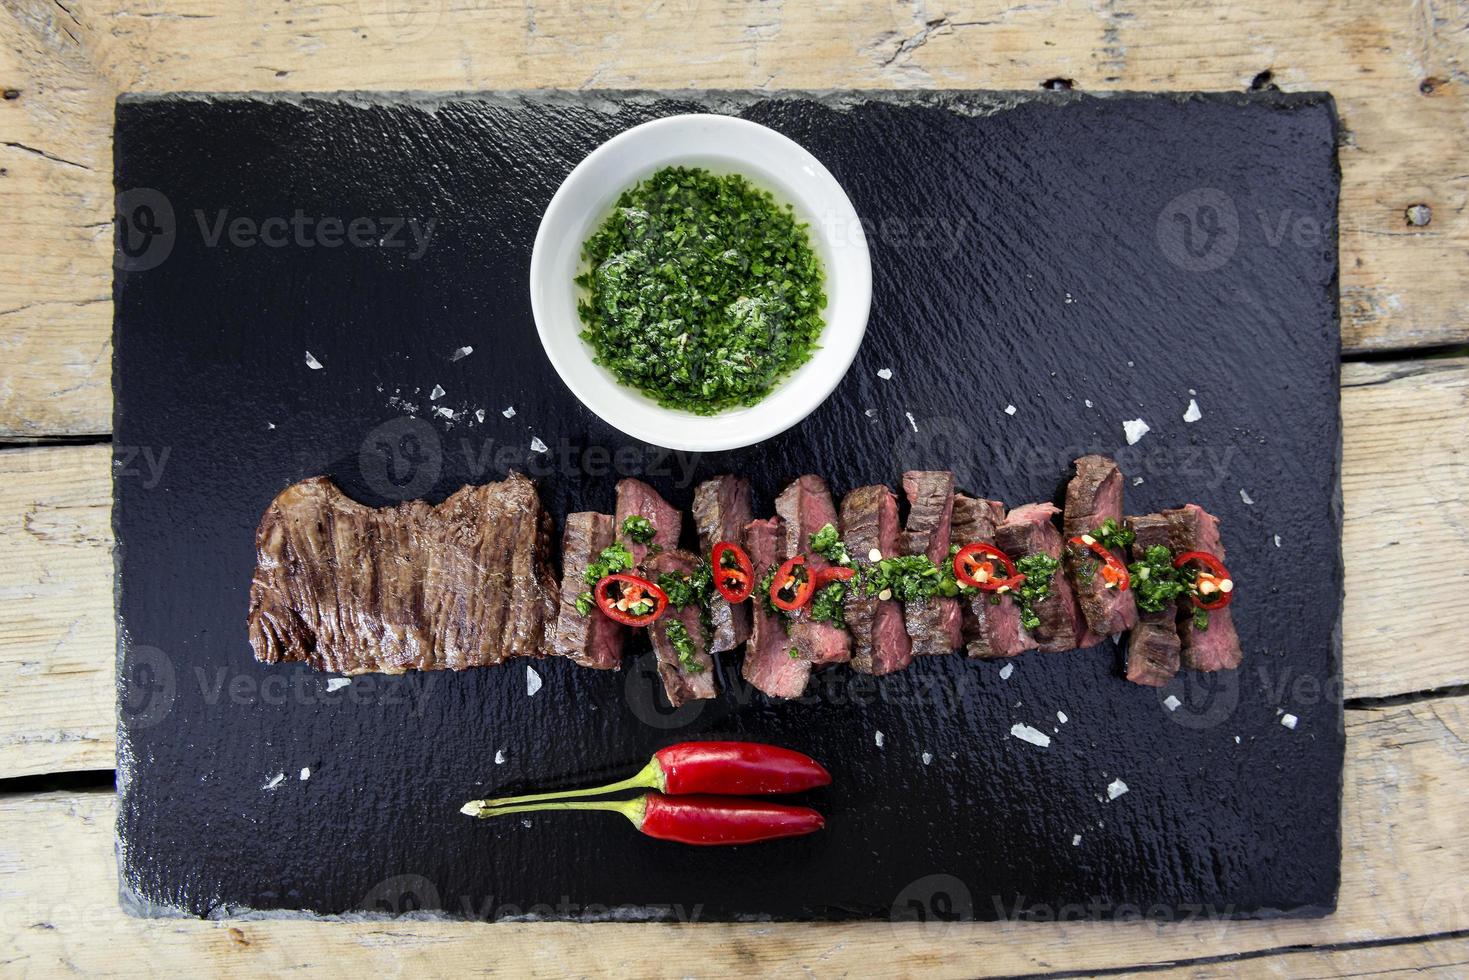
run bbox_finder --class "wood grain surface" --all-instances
[1,0,1466,974]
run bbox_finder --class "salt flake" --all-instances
[1004,404,1017,416]
[1084,399,1094,408]
[905,411,918,432]
[864,408,877,418]
[875,730,885,748]
[474,409,486,424]
[1057,711,1068,724]
[449,345,473,361]
[526,666,542,696]
[876,368,893,380]
[429,384,446,401]
[999,663,1014,680]
[304,351,324,370]
[1123,418,1150,445]
[494,750,506,765]
[1240,488,1255,505]
[299,768,311,781]
[530,437,549,453]
[1183,398,1202,423]
[1010,723,1051,748]
[1273,534,1282,548]
[1163,695,1181,712]
[326,678,351,692]
[921,752,933,766]
[1072,834,1082,846]
[1281,713,1298,730]
[502,406,517,418]
[1106,778,1129,800]
[262,772,285,791]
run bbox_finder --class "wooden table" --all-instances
[2,1,1466,975]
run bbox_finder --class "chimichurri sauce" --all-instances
[575,166,828,415]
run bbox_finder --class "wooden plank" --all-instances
[1146,934,1469,978]
[2,695,1465,976]
[2,357,1466,777]
[0,0,1466,436]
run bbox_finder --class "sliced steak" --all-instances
[996,501,1100,653]
[1063,455,1140,636]
[839,485,913,675]
[645,549,718,705]
[248,472,557,674]
[614,478,681,566]
[1164,504,1244,672]
[774,475,852,666]
[742,516,810,699]
[900,470,962,655]
[692,475,753,654]
[551,512,624,669]
[952,494,1037,660]
[1122,513,1181,687]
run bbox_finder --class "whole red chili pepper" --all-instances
[461,741,831,811]
[462,793,825,846]
[711,541,755,603]
[594,573,668,627]
[770,555,815,611]
[1173,550,1235,609]
[1067,535,1130,591]
[953,542,1023,591]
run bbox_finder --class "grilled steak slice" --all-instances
[1164,504,1243,671]
[693,475,753,654]
[952,494,1037,659]
[742,517,810,699]
[900,470,962,655]
[615,478,681,566]
[551,512,625,669]
[775,475,852,666]
[996,501,1100,653]
[645,550,717,705]
[248,472,557,674]
[1063,455,1140,636]
[1122,513,1181,686]
[839,485,913,675]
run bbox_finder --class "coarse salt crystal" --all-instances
[430,384,446,400]
[326,678,351,692]
[1183,398,1202,423]
[475,409,486,424]
[450,345,473,361]
[530,437,548,453]
[876,368,893,380]
[1274,534,1282,548]
[1123,418,1150,445]
[502,406,516,418]
[433,406,454,419]
[905,412,918,432]
[304,351,324,370]
[1240,488,1255,505]
[1281,714,1298,730]
[262,772,285,791]
[1057,711,1068,724]
[494,750,506,765]
[299,768,311,780]
[1004,404,1017,416]
[526,666,542,696]
[921,752,933,766]
[1084,399,1093,408]
[875,730,885,748]
[1010,723,1051,748]
[1072,834,1082,846]
[864,408,877,418]
[1133,476,1144,486]
[1163,695,1181,712]
[1106,778,1129,800]
[999,663,1014,680]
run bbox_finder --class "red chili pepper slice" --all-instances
[770,555,815,612]
[814,565,856,587]
[711,541,755,603]
[1173,550,1234,610]
[594,573,668,627]
[1068,535,1131,592]
[953,542,1024,591]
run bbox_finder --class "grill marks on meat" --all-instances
[996,502,1100,653]
[693,476,753,654]
[1121,514,1182,686]
[645,550,718,705]
[615,478,681,566]
[952,494,1037,660]
[899,471,962,656]
[775,476,852,666]
[1165,504,1244,672]
[742,516,810,699]
[247,473,557,675]
[552,512,624,669]
[1063,455,1140,636]
[839,486,914,675]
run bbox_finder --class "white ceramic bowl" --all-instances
[529,114,871,452]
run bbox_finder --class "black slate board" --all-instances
[114,90,1344,922]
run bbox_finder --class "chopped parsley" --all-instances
[583,541,634,586]
[1013,553,1061,632]
[657,561,713,611]
[788,647,801,659]
[862,555,944,603]
[575,592,595,616]
[665,620,704,673]
[809,523,853,566]
[809,581,848,628]
[575,166,828,414]
[1128,545,1189,614]
[1088,518,1135,552]
[621,514,656,544]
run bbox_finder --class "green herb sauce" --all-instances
[575,166,828,414]
[665,620,704,673]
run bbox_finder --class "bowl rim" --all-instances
[528,112,871,453]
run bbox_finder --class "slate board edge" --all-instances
[110,89,1345,923]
